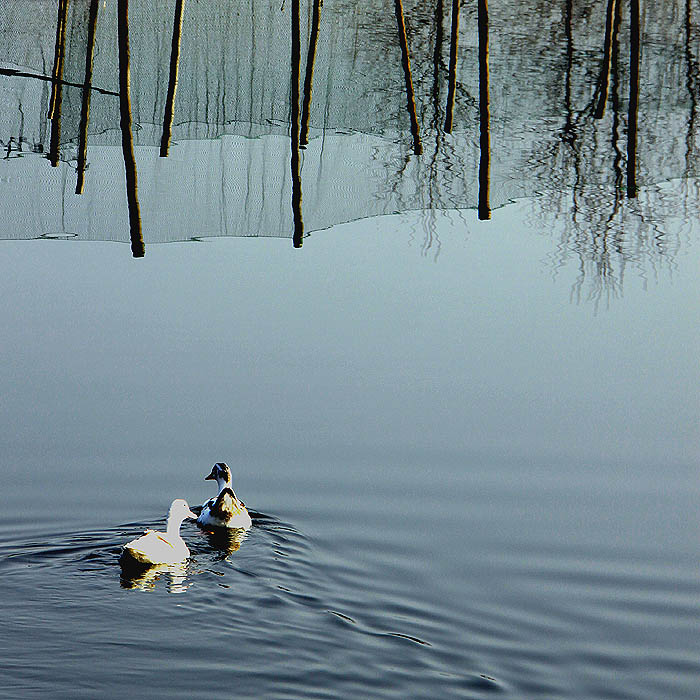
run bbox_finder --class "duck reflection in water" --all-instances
[119,561,190,593]
[201,525,248,558]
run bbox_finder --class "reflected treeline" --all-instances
[0,0,698,285]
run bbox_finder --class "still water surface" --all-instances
[1,0,699,698]
[1,215,698,698]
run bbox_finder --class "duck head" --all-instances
[205,462,232,490]
[166,498,198,533]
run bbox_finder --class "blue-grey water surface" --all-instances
[1,207,698,698]
[2,0,700,697]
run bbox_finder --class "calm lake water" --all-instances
[1,1,699,698]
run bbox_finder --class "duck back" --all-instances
[121,530,190,566]
[197,487,252,529]
[211,487,238,520]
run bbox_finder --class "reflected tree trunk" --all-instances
[117,0,145,257]
[431,0,444,133]
[48,0,70,167]
[685,0,697,173]
[610,0,623,195]
[300,0,322,147]
[76,0,100,194]
[160,0,186,157]
[444,0,460,133]
[478,0,490,220]
[394,0,422,155]
[595,0,617,119]
[291,0,304,247]
[427,0,445,240]
[627,0,640,198]
[562,0,582,219]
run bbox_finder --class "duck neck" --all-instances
[166,513,185,539]
[216,476,232,493]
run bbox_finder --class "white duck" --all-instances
[197,462,252,530]
[120,499,198,566]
